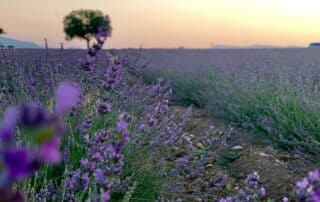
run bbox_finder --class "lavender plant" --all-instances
[0,82,79,200]
[293,170,320,202]
[219,172,266,202]
[64,113,131,201]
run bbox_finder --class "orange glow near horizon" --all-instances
[1,0,320,48]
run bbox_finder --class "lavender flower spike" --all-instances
[0,107,18,141]
[55,82,80,114]
[38,137,61,163]
[296,178,309,189]
[3,148,36,181]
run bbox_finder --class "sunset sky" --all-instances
[1,0,320,48]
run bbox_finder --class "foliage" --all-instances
[63,9,111,48]
[214,151,242,167]
[0,27,5,34]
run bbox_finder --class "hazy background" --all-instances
[1,0,320,48]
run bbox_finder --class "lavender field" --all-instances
[0,44,319,201]
[117,48,320,201]
[1,18,320,202]
[118,48,320,155]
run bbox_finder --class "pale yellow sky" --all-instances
[1,0,320,48]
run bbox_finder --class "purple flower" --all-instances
[96,34,106,44]
[109,143,122,155]
[119,112,131,123]
[148,118,156,127]
[55,82,80,114]
[89,161,96,171]
[94,152,103,161]
[102,191,110,202]
[296,178,309,189]
[3,148,35,181]
[122,133,129,143]
[38,137,61,163]
[83,134,90,143]
[138,123,145,131]
[309,170,320,182]
[79,55,97,71]
[94,169,105,185]
[80,158,89,167]
[97,99,111,115]
[92,43,102,51]
[116,121,128,133]
[258,187,266,198]
[82,172,89,188]
[20,102,46,127]
[219,197,233,202]
[88,47,98,56]
[282,197,289,202]
[312,191,320,202]
[175,157,189,168]
[104,15,110,23]
[245,171,260,189]
[0,107,18,141]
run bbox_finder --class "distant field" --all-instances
[116,48,320,158]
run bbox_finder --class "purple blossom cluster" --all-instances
[219,170,320,202]
[58,15,134,201]
[135,80,182,146]
[0,82,79,200]
[96,98,112,115]
[219,172,266,202]
[101,60,124,91]
[65,112,131,201]
[293,170,320,202]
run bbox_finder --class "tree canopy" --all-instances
[63,9,111,48]
[0,27,5,35]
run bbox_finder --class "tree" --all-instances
[63,9,111,49]
[0,27,5,35]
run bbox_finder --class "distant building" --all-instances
[309,43,320,48]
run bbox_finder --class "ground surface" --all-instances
[157,106,315,201]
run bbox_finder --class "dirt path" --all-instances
[160,106,316,201]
